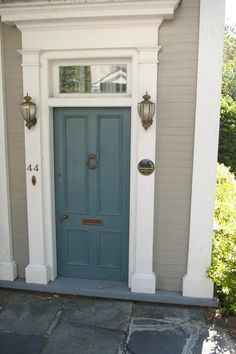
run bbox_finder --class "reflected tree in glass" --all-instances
[59,64,127,94]
[60,66,92,93]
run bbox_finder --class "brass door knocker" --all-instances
[87,154,98,170]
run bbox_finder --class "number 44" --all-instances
[27,164,39,172]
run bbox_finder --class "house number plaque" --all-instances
[138,159,155,176]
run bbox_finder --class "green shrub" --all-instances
[218,96,236,173]
[208,164,236,314]
[222,26,236,101]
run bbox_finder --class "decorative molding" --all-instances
[15,18,163,32]
[0,0,181,5]
[0,0,181,24]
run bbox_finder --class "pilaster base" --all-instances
[25,264,50,285]
[183,274,214,299]
[0,261,17,281]
[131,272,156,294]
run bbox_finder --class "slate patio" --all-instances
[0,288,235,354]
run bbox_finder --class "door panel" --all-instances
[97,231,121,268]
[54,107,130,281]
[97,115,122,215]
[65,116,88,213]
[65,229,89,266]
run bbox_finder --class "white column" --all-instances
[131,48,159,294]
[183,0,225,298]
[0,22,17,281]
[21,50,50,284]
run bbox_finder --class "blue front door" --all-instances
[54,107,130,281]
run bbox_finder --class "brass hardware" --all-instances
[138,92,156,130]
[82,218,104,226]
[32,175,36,186]
[87,154,98,170]
[138,159,155,176]
[59,214,69,224]
[20,94,37,130]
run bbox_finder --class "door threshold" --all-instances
[0,277,217,308]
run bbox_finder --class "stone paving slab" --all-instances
[127,329,187,354]
[0,289,12,307]
[132,303,208,323]
[62,297,132,332]
[41,320,125,354]
[127,303,236,354]
[0,332,46,354]
[0,291,63,335]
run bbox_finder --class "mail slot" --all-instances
[82,218,104,226]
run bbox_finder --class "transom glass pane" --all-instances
[59,64,127,94]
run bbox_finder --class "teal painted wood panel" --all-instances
[54,107,130,281]
[97,231,122,268]
[65,116,88,213]
[65,229,89,266]
[97,116,122,215]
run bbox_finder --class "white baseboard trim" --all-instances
[131,272,156,294]
[25,264,51,285]
[0,261,17,281]
[182,274,214,299]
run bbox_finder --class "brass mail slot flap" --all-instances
[82,218,104,226]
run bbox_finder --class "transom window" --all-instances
[52,60,131,96]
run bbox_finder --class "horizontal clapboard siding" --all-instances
[154,0,200,291]
[3,24,28,278]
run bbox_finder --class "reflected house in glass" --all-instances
[92,65,127,93]
[59,64,127,94]
[0,0,225,306]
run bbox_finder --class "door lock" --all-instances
[58,214,69,224]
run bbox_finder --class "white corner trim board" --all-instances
[183,0,225,299]
[0,22,17,281]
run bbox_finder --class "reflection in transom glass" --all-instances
[59,64,127,94]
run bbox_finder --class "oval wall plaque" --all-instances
[138,159,155,176]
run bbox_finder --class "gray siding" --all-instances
[154,0,200,291]
[3,24,28,277]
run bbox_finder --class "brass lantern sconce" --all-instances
[138,92,156,130]
[20,94,37,130]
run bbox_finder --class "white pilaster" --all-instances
[21,50,50,284]
[131,48,159,294]
[183,0,225,298]
[0,22,17,281]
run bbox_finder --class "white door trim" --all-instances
[20,42,160,291]
[0,22,17,281]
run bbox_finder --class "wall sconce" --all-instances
[138,92,156,130]
[20,94,37,130]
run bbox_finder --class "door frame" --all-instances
[18,15,161,293]
[44,49,138,287]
